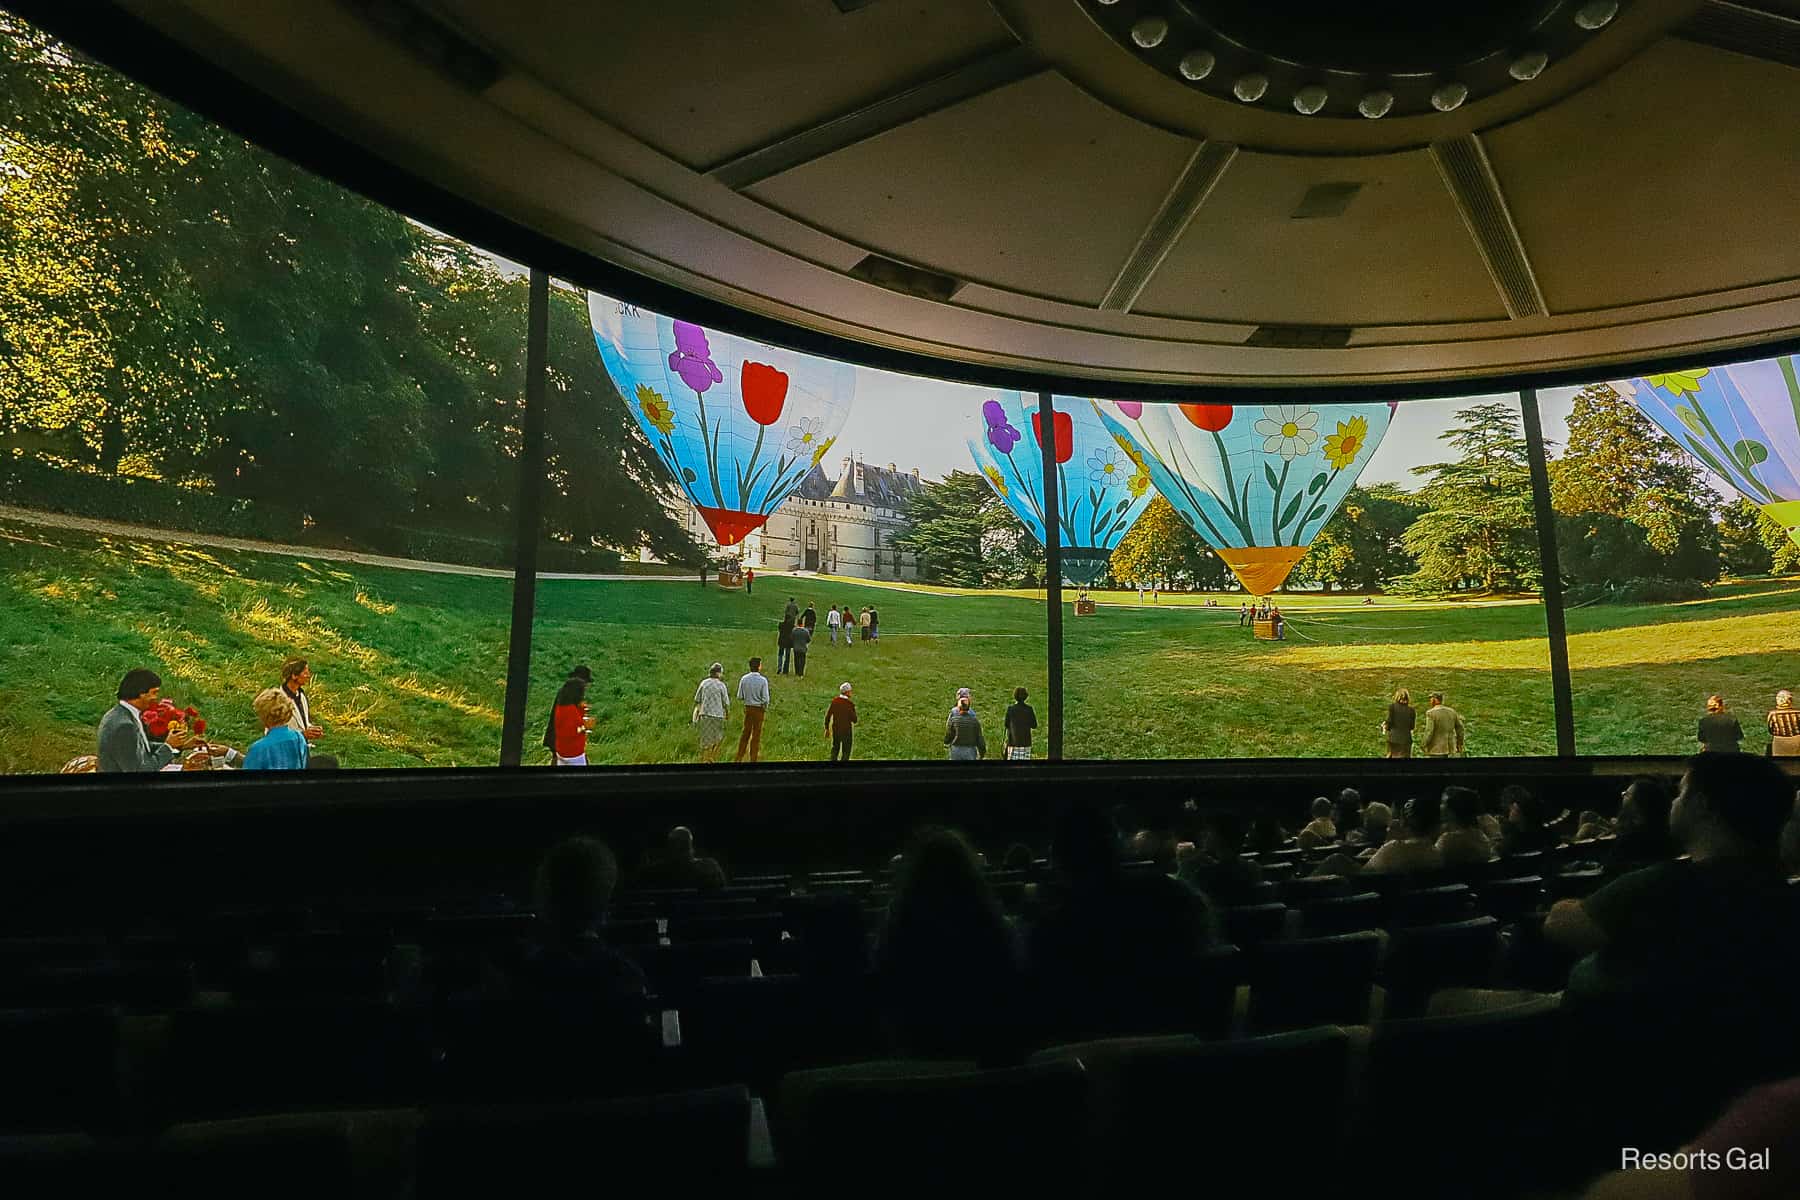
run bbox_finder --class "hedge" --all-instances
[1,453,304,542]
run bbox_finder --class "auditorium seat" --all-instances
[1281,874,1352,905]
[1546,868,1605,900]
[1379,917,1502,1019]
[0,1007,121,1133]
[1035,945,1240,1043]
[1361,995,1569,1197]
[1299,891,1382,936]
[601,917,661,946]
[1246,931,1381,1033]
[1474,876,1546,921]
[678,973,883,1093]
[640,938,755,1000]
[778,1059,1087,1189]
[1219,903,1288,949]
[416,1088,753,1198]
[1036,1026,1355,1191]
[1385,883,1474,927]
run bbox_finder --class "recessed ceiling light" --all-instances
[1179,49,1216,80]
[1430,82,1469,111]
[1131,17,1168,48]
[1509,51,1549,81]
[1574,0,1618,30]
[1233,73,1269,102]
[1293,85,1329,115]
[1357,90,1394,119]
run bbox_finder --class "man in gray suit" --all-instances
[97,668,194,772]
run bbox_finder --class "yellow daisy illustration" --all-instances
[1323,415,1369,470]
[637,384,674,436]
[982,464,1008,497]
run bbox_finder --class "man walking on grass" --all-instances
[735,657,770,763]
[1422,692,1466,757]
[825,682,857,762]
[791,619,813,678]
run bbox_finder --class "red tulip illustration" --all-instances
[1180,403,1233,432]
[740,361,789,427]
[1032,410,1074,464]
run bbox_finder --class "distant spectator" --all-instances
[777,617,795,675]
[744,567,753,595]
[877,828,1022,1058]
[1004,687,1038,761]
[859,607,872,641]
[1436,786,1495,868]
[243,688,309,770]
[1698,694,1744,754]
[1030,804,1218,1039]
[634,825,726,892]
[826,604,843,645]
[1176,810,1265,907]
[1301,797,1338,844]
[801,603,817,631]
[945,693,986,761]
[868,607,880,641]
[1769,690,1800,755]
[98,667,194,772]
[825,682,857,762]
[840,606,856,648]
[1421,692,1466,757]
[791,620,813,678]
[1602,776,1677,882]
[785,597,799,623]
[550,676,594,767]
[1499,784,1562,857]
[1334,788,1364,842]
[1247,812,1289,855]
[1384,688,1416,758]
[1362,793,1445,875]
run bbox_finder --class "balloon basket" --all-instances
[716,567,744,591]
[1073,597,1098,616]
[1252,618,1278,640]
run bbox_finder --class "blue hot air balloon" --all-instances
[588,292,855,547]
[967,393,1154,584]
[1095,400,1396,594]
[1616,358,1800,550]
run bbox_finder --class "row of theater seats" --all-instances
[2,1000,1576,1198]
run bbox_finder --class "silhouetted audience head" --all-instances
[1618,776,1673,841]
[1403,792,1443,838]
[1442,786,1482,830]
[1675,753,1797,858]
[668,825,696,861]
[1248,811,1288,854]
[534,837,619,941]
[1002,842,1035,873]
[1054,803,1123,884]
[1129,829,1179,873]
[1311,796,1333,820]
[1334,788,1363,837]
[1363,801,1393,845]
[1503,784,1548,830]
[1204,810,1248,858]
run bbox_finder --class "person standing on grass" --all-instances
[745,566,754,596]
[802,602,818,634]
[1383,687,1416,758]
[550,676,594,766]
[1239,602,1249,627]
[869,607,881,641]
[791,619,813,678]
[1004,687,1037,761]
[776,615,795,676]
[243,688,309,770]
[841,606,856,649]
[859,607,872,641]
[827,604,842,645]
[692,662,730,763]
[945,692,986,761]
[279,657,338,769]
[735,657,770,763]
[1768,690,1800,756]
[543,666,593,760]
[98,668,196,772]
[1698,694,1743,754]
[785,596,800,623]
[1421,691,1465,758]
[825,682,857,762]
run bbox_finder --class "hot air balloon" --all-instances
[588,292,855,547]
[1616,357,1800,549]
[1095,400,1395,594]
[967,393,1154,583]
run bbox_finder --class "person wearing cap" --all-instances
[1697,694,1743,754]
[825,682,858,762]
[692,662,730,763]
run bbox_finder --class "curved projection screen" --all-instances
[2,9,1796,771]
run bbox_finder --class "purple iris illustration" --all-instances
[668,320,724,395]
[983,399,1021,453]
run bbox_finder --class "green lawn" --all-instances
[3,516,1794,770]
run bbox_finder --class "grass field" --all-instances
[3,516,1794,770]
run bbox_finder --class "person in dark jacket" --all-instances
[945,694,986,760]
[1384,688,1416,758]
[1697,694,1744,754]
[777,618,795,675]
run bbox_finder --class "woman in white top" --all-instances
[826,605,843,645]
[692,662,731,763]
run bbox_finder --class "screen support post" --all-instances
[499,269,551,766]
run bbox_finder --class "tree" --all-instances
[1400,402,1540,593]
[1718,500,1774,577]
[1549,383,1722,583]
[894,470,1039,588]
[1756,505,1800,575]
[1108,496,1228,589]
[1294,484,1423,592]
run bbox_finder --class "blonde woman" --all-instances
[244,688,308,770]
[1768,690,1800,756]
[1383,688,1416,759]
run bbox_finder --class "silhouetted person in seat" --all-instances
[1435,786,1495,869]
[634,826,727,891]
[445,837,652,1099]
[1498,784,1562,857]
[1176,810,1264,907]
[1547,753,1800,1152]
[875,828,1023,1061]
[1028,803,1218,1040]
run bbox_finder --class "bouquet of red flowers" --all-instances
[141,699,207,741]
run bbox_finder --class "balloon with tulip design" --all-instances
[587,292,855,547]
[967,393,1154,584]
[1616,356,1800,551]
[1095,399,1396,594]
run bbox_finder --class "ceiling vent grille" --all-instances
[1677,1,1800,69]
[1431,135,1548,320]
[1245,325,1354,349]
[1291,182,1362,219]
[847,254,964,303]
[1101,140,1237,312]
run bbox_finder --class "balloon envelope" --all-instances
[588,292,855,546]
[967,393,1154,584]
[1096,400,1395,594]
[1617,358,1800,549]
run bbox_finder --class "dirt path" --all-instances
[0,504,694,583]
